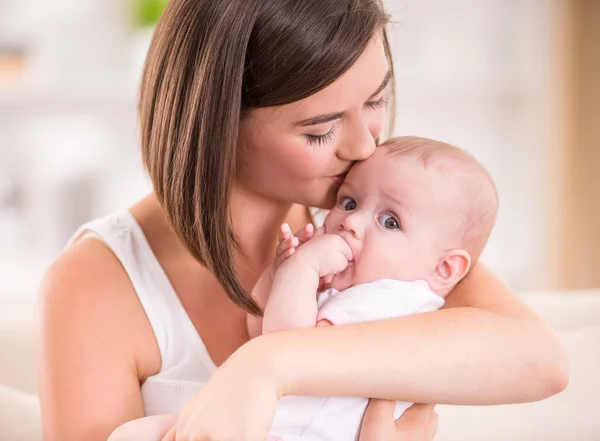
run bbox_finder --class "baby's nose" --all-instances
[340,213,363,239]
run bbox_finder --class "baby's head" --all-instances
[323,136,498,296]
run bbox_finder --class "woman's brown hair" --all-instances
[139,0,394,315]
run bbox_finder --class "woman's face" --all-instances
[238,33,390,209]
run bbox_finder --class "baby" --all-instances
[249,135,498,441]
[109,136,498,441]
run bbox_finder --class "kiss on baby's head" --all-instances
[323,136,498,296]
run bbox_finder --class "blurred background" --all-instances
[0,1,599,440]
[0,0,599,293]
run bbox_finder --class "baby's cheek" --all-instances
[369,247,402,279]
[322,215,335,234]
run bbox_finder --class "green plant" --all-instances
[132,0,169,28]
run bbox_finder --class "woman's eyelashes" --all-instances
[365,95,387,110]
[305,96,387,146]
[305,127,336,146]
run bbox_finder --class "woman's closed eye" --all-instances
[305,127,337,146]
[378,213,401,230]
[365,95,387,110]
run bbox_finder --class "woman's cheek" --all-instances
[369,111,386,139]
[294,147,336,178]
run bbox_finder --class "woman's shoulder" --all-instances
[36,236,162,438]
[41,234,131,305]
[38,232,161,379]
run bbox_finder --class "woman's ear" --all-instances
[429,250,471,294]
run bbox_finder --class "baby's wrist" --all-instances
[265,262,277,283]
[294,245,324,272]
[278,252,320,280]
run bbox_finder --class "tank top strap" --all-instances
[67,210,217,376]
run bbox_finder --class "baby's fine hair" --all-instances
[384,136,498,264]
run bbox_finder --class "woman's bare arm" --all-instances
[36,238,159,441]
[246,263,568,405]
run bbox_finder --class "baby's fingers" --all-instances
[279,223,294,241]
[275,247,296,267]
[276,235,298,256]
[295,223,315,245]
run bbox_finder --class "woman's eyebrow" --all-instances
[369,69,391,99]
[295,69,392,127]
[296,111,345,127]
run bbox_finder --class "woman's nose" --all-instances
[336,122,376,162]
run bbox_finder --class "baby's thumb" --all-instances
[338,240,353,262]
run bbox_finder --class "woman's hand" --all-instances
[360,400,438,441]
[165,344,279,441]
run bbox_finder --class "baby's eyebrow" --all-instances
[382,192,404,209]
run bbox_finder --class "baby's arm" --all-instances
[262,253,321,333]
[263,234,352,334]
[248,224,318,338]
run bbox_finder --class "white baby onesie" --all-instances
[267,279,444,441]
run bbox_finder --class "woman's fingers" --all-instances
[360,400,438,441]
[160,424,177,441]
[359,399,396,441]
[395,403,438,441]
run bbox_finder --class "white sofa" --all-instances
[1,282,599,441]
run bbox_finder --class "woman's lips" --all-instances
[330,173,347,185]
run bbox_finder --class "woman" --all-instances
[35,1,568,441]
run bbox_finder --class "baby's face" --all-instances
[323,148,457,291]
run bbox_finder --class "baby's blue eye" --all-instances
[340,197,357,211]
[378,214,400,230]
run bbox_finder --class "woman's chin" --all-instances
[302,180,339,209]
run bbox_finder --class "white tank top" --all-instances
[68,210,218,416]
[68,208,327,416]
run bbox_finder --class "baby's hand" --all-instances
[289,233,353,280]
[275,223,323,268]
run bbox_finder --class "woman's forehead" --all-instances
[248,34,389,126]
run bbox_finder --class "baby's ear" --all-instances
[429,250,471,295]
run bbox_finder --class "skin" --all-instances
[36,34,568,441]
[322,147,471,294]
[260,145,476,334]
